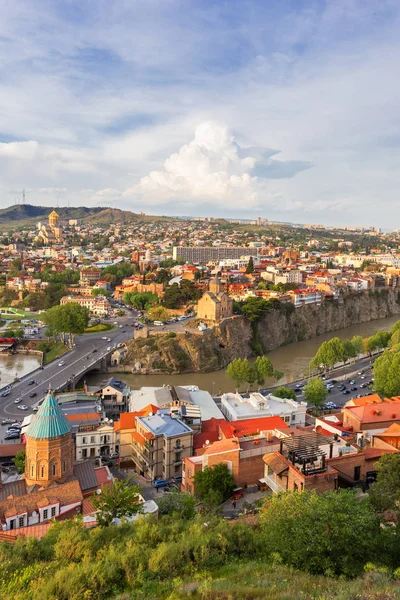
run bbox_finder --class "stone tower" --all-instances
[25,390,74,488]
[209,274,222,295]
[48,210,60,228]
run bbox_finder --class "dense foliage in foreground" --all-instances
[1,489,400,599]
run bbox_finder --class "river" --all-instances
[0,354,41,387]
[70,313,400,394]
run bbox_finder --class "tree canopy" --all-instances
[369,453,400,514]
[92,477,142,526]
[193,463,235,508]
[373,348,400,397]
[303,377,328,409]
[273,386,296,401]
[42,303,90,347]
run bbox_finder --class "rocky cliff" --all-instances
[123,290,400,374]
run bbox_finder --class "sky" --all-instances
[0,0,400,227]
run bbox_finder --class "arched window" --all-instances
[52,463,56,476]
[63,461,66,473]
[31,464,34,477]
[41,465,45,478]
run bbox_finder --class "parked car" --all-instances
[358,371,364,375]
[350,386,358,391]
[360,383,367,388]
[110,452,119,459]
[5,433,20,440]
[1,419,13,425]
[0,390,10,397]
[343,390,350,395]
[29,392,37,398]
[101,458,113,467]
[28,380,35,385]
[152,479,169,489]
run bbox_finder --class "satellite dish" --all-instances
[96,488,102,495]
[205,440,210,446]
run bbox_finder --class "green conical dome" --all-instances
[26,390,71,440]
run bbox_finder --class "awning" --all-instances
[263,453,289,475]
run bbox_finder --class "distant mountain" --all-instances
[0,204,143,228]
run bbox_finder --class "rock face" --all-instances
[123,290,400,374]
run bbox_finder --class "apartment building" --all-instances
[132,413,193,481]
[75,422,116,461]
[172,246,259,264]
[288,288,322,308]
[60,295,110,317]
[79,269,102,285]
[220,392,307,426]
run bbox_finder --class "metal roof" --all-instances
[26,391,72,440]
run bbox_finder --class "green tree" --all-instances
[303,377,328,410]
[43,303,89,347]
[91,287,111,297]
[92,478,142,526]
[156,490,196,519]
[369,453,400,514]
[241,297,271,322]
[124,292,158,310]
[252,355,274,387]
[391,329,400,348]
[193,463,235,509]
[351,335,365,357]
[260,489,381,577]
[12,451,25,474]
[226,358,251,390]
[373,348,400,398]
[273,386,296,401]
[245,256,254,274]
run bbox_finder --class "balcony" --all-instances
[263,474,286,494]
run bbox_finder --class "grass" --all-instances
[42,341,69,365]
[84,322,115,333]
[0,307,41,320]
[159,560,400,600]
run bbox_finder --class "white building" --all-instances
[220,391,307,426]
[75,422,116,461]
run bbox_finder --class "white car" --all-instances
[58,361,65,367]
[14,398,22,404]
[102,336,108,340]
[17,405,29,410]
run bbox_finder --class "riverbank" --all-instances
[122,290,400,376]
[84,311,400,394]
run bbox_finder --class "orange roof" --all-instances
[345,393,382,407]
[219,416,288,439]
[131,431,145,445]
[203,438,240,455]
[345,401,400,424]
[66,412,99,422]
[374,423,400,438]
[114,406,159,432]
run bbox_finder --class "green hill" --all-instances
[0,204,176,230]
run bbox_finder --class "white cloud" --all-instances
[123,122,310,209]
[0,141,38,159]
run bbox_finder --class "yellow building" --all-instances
[34,209,63,245]
[197,275,233,322]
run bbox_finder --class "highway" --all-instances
[0,313,137,421]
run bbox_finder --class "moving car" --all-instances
[14,398,22,404]
[28,380,35,385]
[29,392,37,398]
[18,404,29,410]
[58,361,65,367]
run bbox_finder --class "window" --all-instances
[41,465,45,478]
[90,436,95,443]
[9,519,15,530]
[82,437,87,444]
[284,416,290,423]
[163,452,166,462]
[43,509,48,521]
[188,469,191,478]
[175,453,180,462]
[176,439,181,448]
[31,464,34,477]
[18,516,24,528]
[51,507,56,518]
[354,466,361,481]
[63,461,66,473]
[82,449,87,458]
[52,463,56,476]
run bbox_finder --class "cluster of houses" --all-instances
[2,374,400,540]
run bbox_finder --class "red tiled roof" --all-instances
[193,418,227,450]
[95,466,112,487]
[203,438,240,455]
[131,431,145,445]
[345,401,400,424]
[219,416,288,439]
[0,444,25,457]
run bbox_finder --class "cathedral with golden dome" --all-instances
[34,209,63,245]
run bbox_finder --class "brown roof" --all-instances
[263,452,289,475]
[0,444,25,458]
[0,480,83,522]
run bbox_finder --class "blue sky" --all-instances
[0,0,400,226]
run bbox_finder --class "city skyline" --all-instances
[1,1,400,227]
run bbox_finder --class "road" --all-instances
[0,312,138,422]
[278,355,376,408]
